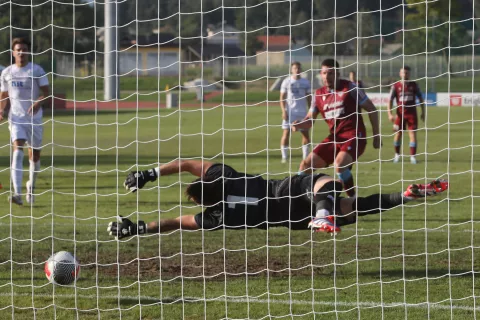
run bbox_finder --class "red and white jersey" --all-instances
[312,79,368,138]
[389,81,423,115]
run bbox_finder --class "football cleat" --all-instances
[410,156,417,164]
[308,216,341,234]
[26,180,34,204]
[8,194,23,206]
[393,154,400,163]
[404,179,449,200]
[281,158,287,164]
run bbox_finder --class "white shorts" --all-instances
[9,122,43,149]
[282,113,308,130]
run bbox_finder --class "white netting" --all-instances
[0,0,478,319]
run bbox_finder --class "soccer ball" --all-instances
[44,251,80,285]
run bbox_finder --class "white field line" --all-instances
[0,292,478,312]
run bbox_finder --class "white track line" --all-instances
[0,292,478,312]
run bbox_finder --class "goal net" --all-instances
[0,0,477,319]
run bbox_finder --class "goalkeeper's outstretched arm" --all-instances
[124,159,214,192]
[107,215,199,239]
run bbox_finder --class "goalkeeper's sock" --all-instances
[302,144,310,159]
[12,149,24,195]
[340,192,405,226]
[281,145,288,160]
[29,160,40,189]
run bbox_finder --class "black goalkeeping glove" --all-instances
[124,169,157,192]
[107,216,146,240]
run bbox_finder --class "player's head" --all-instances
[290,62,302,77]
[320,59,340,89]
[185,176,224,206]
[400,66,411,80]
[11,37,30,66]
[349,71,356,82]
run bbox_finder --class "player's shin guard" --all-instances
[29,160,40,189]
[337,169,355,197]
[409,142,417,156]
[11,149,24,195]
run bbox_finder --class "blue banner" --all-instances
[419,92,437,106]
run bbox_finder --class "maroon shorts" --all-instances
[312,134,367,166]
[394,113,418,131]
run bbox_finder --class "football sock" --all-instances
[281,145,288,159]
[409,142,417,156]
[394,140,401,154]
[12,149,24,195]
[339,192,405,226]
[302,144,310,159]
[29,160,40,189]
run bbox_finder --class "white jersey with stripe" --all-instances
[280,77,311,115]
[1,62,49,124]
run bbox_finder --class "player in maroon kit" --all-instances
[387,66,425,164]
[292,59,381,198]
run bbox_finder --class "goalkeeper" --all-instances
[107,160,448,238]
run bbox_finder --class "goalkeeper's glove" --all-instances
[124,168,157,192]
[107,216,146,240]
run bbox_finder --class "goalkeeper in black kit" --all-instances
[107,160,448,238]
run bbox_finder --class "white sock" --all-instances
[302,144,310,159]
[281,145,288,159]
[11,149,24,195]
[29,160,40,189]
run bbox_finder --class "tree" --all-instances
[0,0,97,67]
[404,0,470,73]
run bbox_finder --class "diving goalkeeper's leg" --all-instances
[332,179,449,227]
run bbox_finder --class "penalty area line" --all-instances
[0,292,478,312]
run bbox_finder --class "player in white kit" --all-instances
[279,62,311,163]
[0,38,49,205]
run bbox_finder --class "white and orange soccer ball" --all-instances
[44,251,80,285]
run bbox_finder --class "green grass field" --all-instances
[0,105,479,319]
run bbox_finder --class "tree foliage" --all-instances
[0,0,99,67]
[404,0,470,69]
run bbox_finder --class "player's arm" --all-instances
[305,85,312,114]
[0,91,8,121]
[416,84,426,122]
[0,71,8,121]
[107,215,199,239]
[28,85,49,115]
[280,91,288,120]
[280,80,288,121]
[387,85,396,122]
[291,97,318,132]
[29,66,50,115]
[124,159,214,192]
[359,97,381,149]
